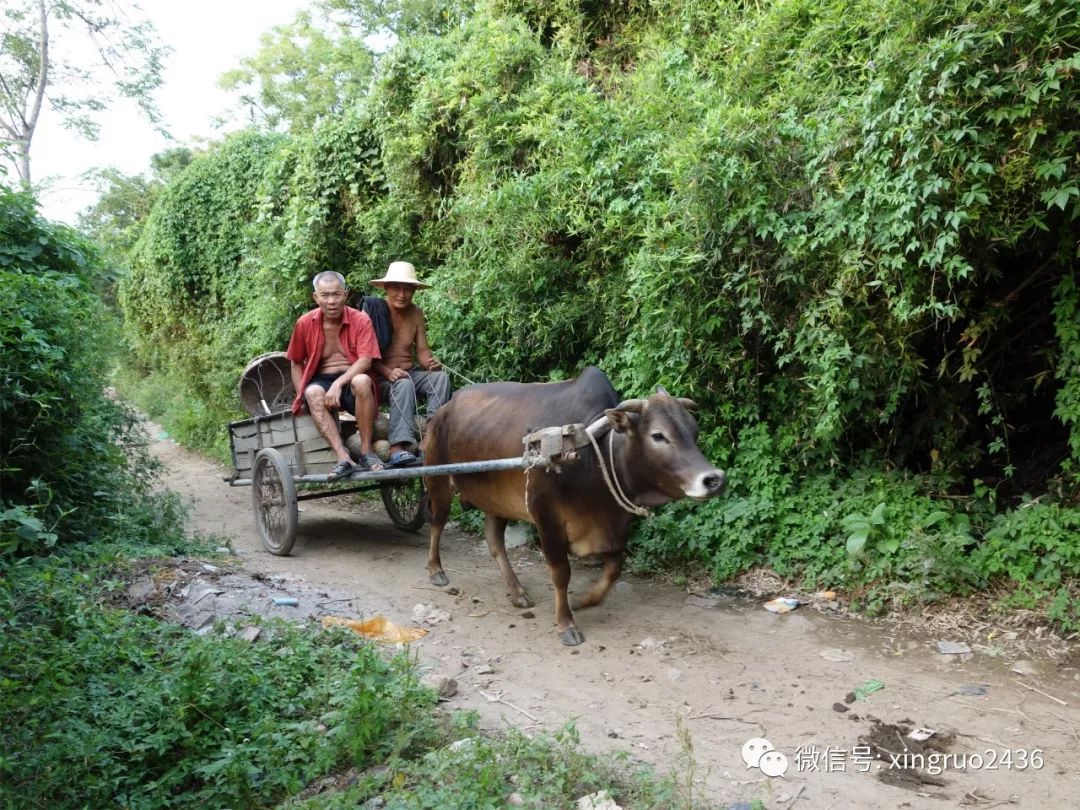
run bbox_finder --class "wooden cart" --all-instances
[225,408,587,557]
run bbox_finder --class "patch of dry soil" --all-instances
[149,428,1080,810]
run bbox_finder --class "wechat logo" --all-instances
[742,737,789,777]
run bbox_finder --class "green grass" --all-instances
[0,526,696,809]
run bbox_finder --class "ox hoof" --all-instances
[429,571,450,587]
[511,593,534,609]
[559,626,585,646]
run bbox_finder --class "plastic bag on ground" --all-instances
[322,614,428,643]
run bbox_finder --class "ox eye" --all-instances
[651,432,669,444]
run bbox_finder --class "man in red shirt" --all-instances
[287,271,384,478]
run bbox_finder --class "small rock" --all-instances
[422,674,459,700]
[576,790,622,810]
[413,603,451,625]
[666,667,684,682]
[1011,659,1039,677]
[238,625,261,643]
[474,664,495,675]
[937,641,972,655]
[195,614,217,635]
[126,578,156,603]
[844,691,857,704]
[504,523,531,549]
[819,648,854,663]
[833,702,850,713]
[507,792,525,806]
[684,594,723,610]
[521,611,535,619]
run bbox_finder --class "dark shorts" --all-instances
[304,373,362,414]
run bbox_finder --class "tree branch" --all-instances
[21,0,50,182]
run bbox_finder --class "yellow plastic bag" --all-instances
[321,615,428,643]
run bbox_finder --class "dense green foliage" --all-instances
[120,0,1079,626]
[0,547,439,807]
[0,184,147,551]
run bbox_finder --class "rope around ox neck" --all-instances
[584,427,652,518]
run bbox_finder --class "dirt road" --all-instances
[150,430,1079,809]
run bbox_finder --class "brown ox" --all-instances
[423,366,726,645]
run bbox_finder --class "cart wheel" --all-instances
[381,477,427,533]
[252,448,298,555]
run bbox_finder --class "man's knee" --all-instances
[351,373,375,400]
[304,384,326,406]
[392,375,416,393]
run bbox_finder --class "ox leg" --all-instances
[534,514,583,645]
[573,551,624,611]
[484,515,533,608]
[425,474,453,587]
[548,553,584,646]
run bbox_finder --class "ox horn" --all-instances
[612,398,646,413]
[677,397,699,412]
[654,384,670,396]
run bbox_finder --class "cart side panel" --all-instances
[229,410,342,478]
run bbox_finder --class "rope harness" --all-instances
[585,427,653,518]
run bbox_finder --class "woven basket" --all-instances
[238,352,296,416]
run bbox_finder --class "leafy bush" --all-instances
[299,716,677,810]
[0,548,438,808]
[0,184,152,551]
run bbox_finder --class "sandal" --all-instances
[361,452,385,472]
[328,458,357,480]
[388,449,419,468]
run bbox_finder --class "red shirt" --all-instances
[286,306,381,414]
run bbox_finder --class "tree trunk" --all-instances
[18,0,50,186]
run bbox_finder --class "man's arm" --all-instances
[415,315,440,371]
[373,358,408,382]
[290,360,306,399]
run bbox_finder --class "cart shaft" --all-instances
[228,454,541,487]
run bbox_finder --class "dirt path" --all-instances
[150,430,1079,810]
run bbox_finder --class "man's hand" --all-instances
[386,367,409,382]
[324,383,343,410]
[425,357,442,371]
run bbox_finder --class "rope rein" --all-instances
[585,427,653,518]
[433,358,478,387]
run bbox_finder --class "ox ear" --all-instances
[677,397,699,412]
[605,407,636,433]
[654,384,670,397]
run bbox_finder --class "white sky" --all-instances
[33,0,311,224]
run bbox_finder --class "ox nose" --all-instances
[702,470,726,494]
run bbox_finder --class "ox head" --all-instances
[604,385,726,504]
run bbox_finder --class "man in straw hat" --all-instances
[370,260,451,467]
[287,271,385,478]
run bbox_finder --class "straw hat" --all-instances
[370,261,431,289]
